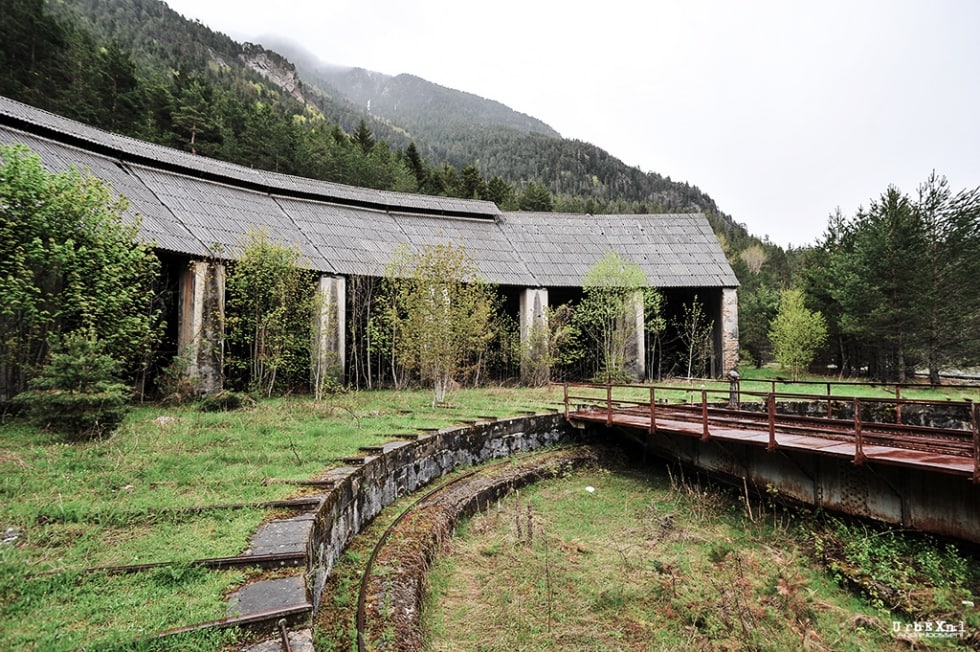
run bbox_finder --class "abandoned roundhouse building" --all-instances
[0,96,739,393]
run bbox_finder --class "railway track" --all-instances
[355,447,594,652]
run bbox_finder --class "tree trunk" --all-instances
[896,335,907,384]
[433,374,449,407]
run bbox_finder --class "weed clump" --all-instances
[807,515,979,621]
[196,390,255,412]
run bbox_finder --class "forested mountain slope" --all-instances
[7,0,765,254]
[4,0,785,261]
[267,37,733,219]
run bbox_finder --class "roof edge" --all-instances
[0,96,501,221]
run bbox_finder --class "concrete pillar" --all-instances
[178,260,225,394]
[623,290,646,381]
[313,275,346,390]
[519,288,549,384]
[721,287,740,374]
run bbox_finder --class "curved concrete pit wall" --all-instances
[616,424,980,544]
[307,412,571,609]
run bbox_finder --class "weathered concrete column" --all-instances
[623,290,646,381]
[721,287,740,373]
[312,275,346,389]
[519,287,549,384]
[178,260,225,394]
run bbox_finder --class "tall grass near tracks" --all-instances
[424,465,979,651]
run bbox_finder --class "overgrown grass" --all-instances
[1,374,975,650]
[808,515,980,619]
[423,465,979,651]
[0,386,561,651]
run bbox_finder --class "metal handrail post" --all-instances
[972,402,979,484]
[606,383,613,427]
[649,386,656,436]
[854,397,866,465]
[701,389,709,441]
[895,386,902,424]
[767,393,777,451]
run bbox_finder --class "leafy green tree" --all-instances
[94,40,144,134]
[459,164,488,200]
[171,78,219,155]
[541,303,583,382]
[430,163,459,197]
[574,251,660,382]
[674,296,714,380]
[376,244,496,406]
[352,119,375,154]
[0,144,161,402]
[0,0,72,111]
[768,289,828,380]
[11,330,130,438]
[486,175,515,209]
[915,172,980,384]
[801,175,980,382]
[224,229,314,396]
[738,284,779,368]
[831,187,927,381]
[404,142,427,189]
[356,141,417,192]
[798,209,851,372]
[518,181,554,212]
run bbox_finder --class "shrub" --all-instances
[0,144,162,402]
[156,354,201,405]
[11,332,130,438]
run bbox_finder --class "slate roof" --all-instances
[0,96,738,289]
[497,212,736,288]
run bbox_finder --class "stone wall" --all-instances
[306,413,571,609]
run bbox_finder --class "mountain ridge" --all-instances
[25,0,755,246]
[251,36,739,225]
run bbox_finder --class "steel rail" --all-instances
[154,603,313,640]
[83,550,307,576]
[355,459,514,652]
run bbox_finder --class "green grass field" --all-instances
[0,372,975,650]
[0,386,560,650]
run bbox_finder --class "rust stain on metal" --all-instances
[565,383,976,480]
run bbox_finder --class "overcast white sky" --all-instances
[163,0,979,248]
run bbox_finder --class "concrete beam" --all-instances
[721,287,739,373]
[177,260,225,394]
[313,275,346,390]
[519,287,549,385]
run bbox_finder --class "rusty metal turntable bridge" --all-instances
[563,381,980,541]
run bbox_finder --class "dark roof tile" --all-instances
[1,96,738,289]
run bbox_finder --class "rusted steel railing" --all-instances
[649,386,657,437]
[561,382,978,482]
[700,390,710,441]
[853,397,866,465]
[767,393,777,452]
[972,403,979,483]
